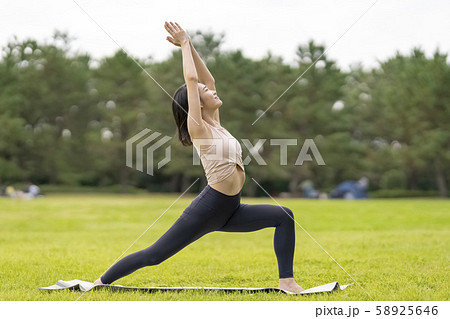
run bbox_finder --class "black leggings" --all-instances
[101,185,296,284]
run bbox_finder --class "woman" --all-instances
[94,21,304,294]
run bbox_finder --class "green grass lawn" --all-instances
[0,194,448,301]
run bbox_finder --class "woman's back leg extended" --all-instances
[100,211,214,284]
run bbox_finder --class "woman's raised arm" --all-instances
[190,41,220,124]
[166,24,220,124]
[165,21,206,137]
[189,41,216,90]
[166,25,215,90]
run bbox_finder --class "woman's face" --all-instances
[198,83,222,109]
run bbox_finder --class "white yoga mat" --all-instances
[39,279,352,295]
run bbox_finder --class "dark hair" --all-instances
[172,84,192,146]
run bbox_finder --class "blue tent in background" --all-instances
[329,177,369,199]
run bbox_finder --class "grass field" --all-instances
[0,194,449,301]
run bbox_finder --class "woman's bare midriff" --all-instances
[209,164,245,196]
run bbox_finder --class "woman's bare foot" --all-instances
[93,278,103,286]
[279,277,304,294]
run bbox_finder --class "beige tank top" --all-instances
[192,121,245,185]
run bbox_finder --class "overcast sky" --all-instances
[1,0,449,70]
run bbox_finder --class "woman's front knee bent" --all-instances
[281,206,295,222]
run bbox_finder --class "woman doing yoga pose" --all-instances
[94,21,304,294]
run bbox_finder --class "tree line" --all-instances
[0,31,448,197]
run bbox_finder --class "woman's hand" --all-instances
[164,21,190,47]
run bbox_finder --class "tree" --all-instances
[92,50,153,192]
[282,40,346,194]
[366,48,449,196]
